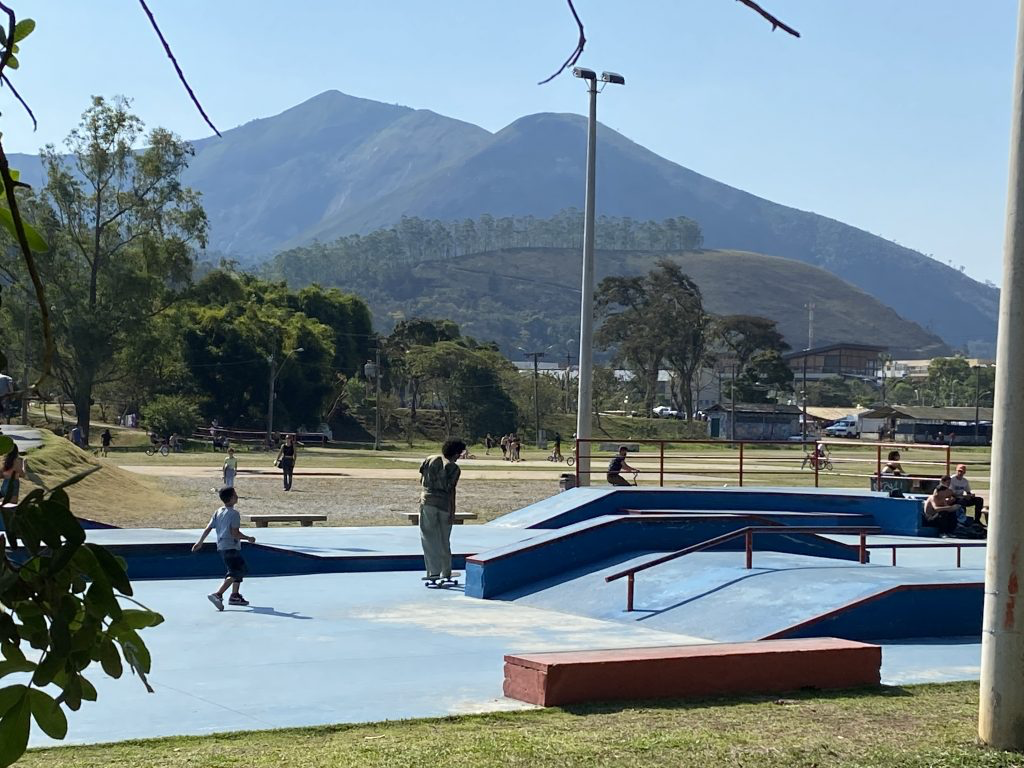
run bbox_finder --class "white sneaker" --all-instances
[207,593,224,611]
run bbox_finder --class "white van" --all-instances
[824,418,860,438]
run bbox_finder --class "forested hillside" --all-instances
[267,213,948,359]
[12,90,997,351]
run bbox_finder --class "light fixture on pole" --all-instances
[364,348,382,451]
[574,66,624,486]
[266,347,304,446]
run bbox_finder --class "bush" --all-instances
[141,395,201,437]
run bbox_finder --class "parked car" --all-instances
[823,418,860,438]
[652,405,679,419]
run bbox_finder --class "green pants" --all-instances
[419,503,453,578]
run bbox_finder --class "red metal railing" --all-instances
[863,541,986,568]
[572,437,976,490]
[604,525,880,611]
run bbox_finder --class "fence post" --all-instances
[957,545,962,569]
[814,442,820,487]
[876,444,882,489]
[946,443,952,476]
[627,573,634,612]
[745,529,753,569]
[739,441,744,487]
[891,547,896,566]
[859,531,867,564]
[659,440,665,487]
[575,438,580,487]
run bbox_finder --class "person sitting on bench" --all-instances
[949,463,985,523]
[882,450,904,476]
[607,445,637,487]
[923,480,961,537]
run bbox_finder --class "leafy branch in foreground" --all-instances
[0,435,163,767]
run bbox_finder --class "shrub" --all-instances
[141,395,201,438]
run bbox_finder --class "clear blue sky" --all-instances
[9,1,1018,284]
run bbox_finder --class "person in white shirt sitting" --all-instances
[949,463,985,523]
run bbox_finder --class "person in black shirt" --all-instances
[276,434,297,491]
[607,445,637,486]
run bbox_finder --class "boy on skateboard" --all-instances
[192,486,256,610]
[418,439,465,585]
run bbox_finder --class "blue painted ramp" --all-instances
[490,486,928,536]
[466,515,864,599]
[505,550,984,643]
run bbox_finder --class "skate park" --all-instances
[23,480,986,748]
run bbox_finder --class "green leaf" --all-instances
[79,675,97,702]
[0,684,25,717]
[84,544,132,596]
[0,659,35,678]
[27,689,67,740]
[7,169,17,182]
[31,651,63,687]
[0,693,30,767]
[98,639,122,679]
[12,19,34,43]
[119,609,164,630]
[5,53,18,70]
[0,207,47,251]
[0,436,13,455]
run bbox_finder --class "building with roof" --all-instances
[783,343,887,382]
[857,405,993,445]
[704,402,802,441]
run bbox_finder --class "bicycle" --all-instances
[801,448,833,472]
[145,439,170,457]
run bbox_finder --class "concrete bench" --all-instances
[503,637,881,706]
[402,511,478,525]
[246,514,327,528]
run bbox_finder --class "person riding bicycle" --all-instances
[802,442,828,470]
[607,445,637,486]
[551,432,563,462]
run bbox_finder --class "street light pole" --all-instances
[573,67,624,486]
[266,347,304,447]
[981,0,1024,748]
[519,349,547,448]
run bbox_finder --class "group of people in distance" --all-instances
[497,433,522,462]
[194,438,468,608]
[924,464,987,538]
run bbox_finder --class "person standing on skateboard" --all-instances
[418,439,465,583]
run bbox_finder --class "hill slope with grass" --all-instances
[23,432,184,526]
[274,246,947,358]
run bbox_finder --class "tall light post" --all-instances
[519,346,551,448]
[266,347,303,446]
[574,67,624,486]
[981,0,1024,748]
[364,347,382,451]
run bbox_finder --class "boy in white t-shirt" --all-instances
[192,486,256,610]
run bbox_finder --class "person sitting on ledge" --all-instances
[923,479,961,537]
[949,463,986,524]
[882,450,904,476]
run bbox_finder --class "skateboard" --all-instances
[422,574,460,589]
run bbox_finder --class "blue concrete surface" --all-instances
[502,548,984,642]
[27,571,709,747]
[493,485,928,535]
[466,514,864,599]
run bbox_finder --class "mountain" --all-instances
[10,90,998,352]
[269,245,949,359]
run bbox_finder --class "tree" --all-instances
[140,394,201,437]
[33,96,207,443]
[715,315,790,373]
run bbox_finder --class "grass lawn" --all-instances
[19,682,1023,768]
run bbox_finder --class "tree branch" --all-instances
[136,0,221,137]
[538,0,586,85]
[734,0,800,37]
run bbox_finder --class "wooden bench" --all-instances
[402,511,478,525]
[503,638,881,707]
[246,514,327,528]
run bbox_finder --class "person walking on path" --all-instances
[484,433,494,456]
[1,444,25,503]
[500,434,509,460]
[192,486,256,610]
[222,448,238,488]
[276,434,297,491]
[417,439,465,582]
[99,428,113,458]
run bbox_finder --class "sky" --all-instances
[6,1,1019,285]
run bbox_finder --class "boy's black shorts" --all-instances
[220,549,247,583]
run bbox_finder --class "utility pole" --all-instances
[974,365,981,443]
[573,67,624,486]
[374,346,382,451]
[801,354,808,443]
[266,354,277,448]
[730,364,737,442]
[805,302,816,350]
[981,0,1024,748]
[522,351,546,448]
[564,350,576,414]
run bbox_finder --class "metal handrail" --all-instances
[863,541,986,568]
[605,525,881,611]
